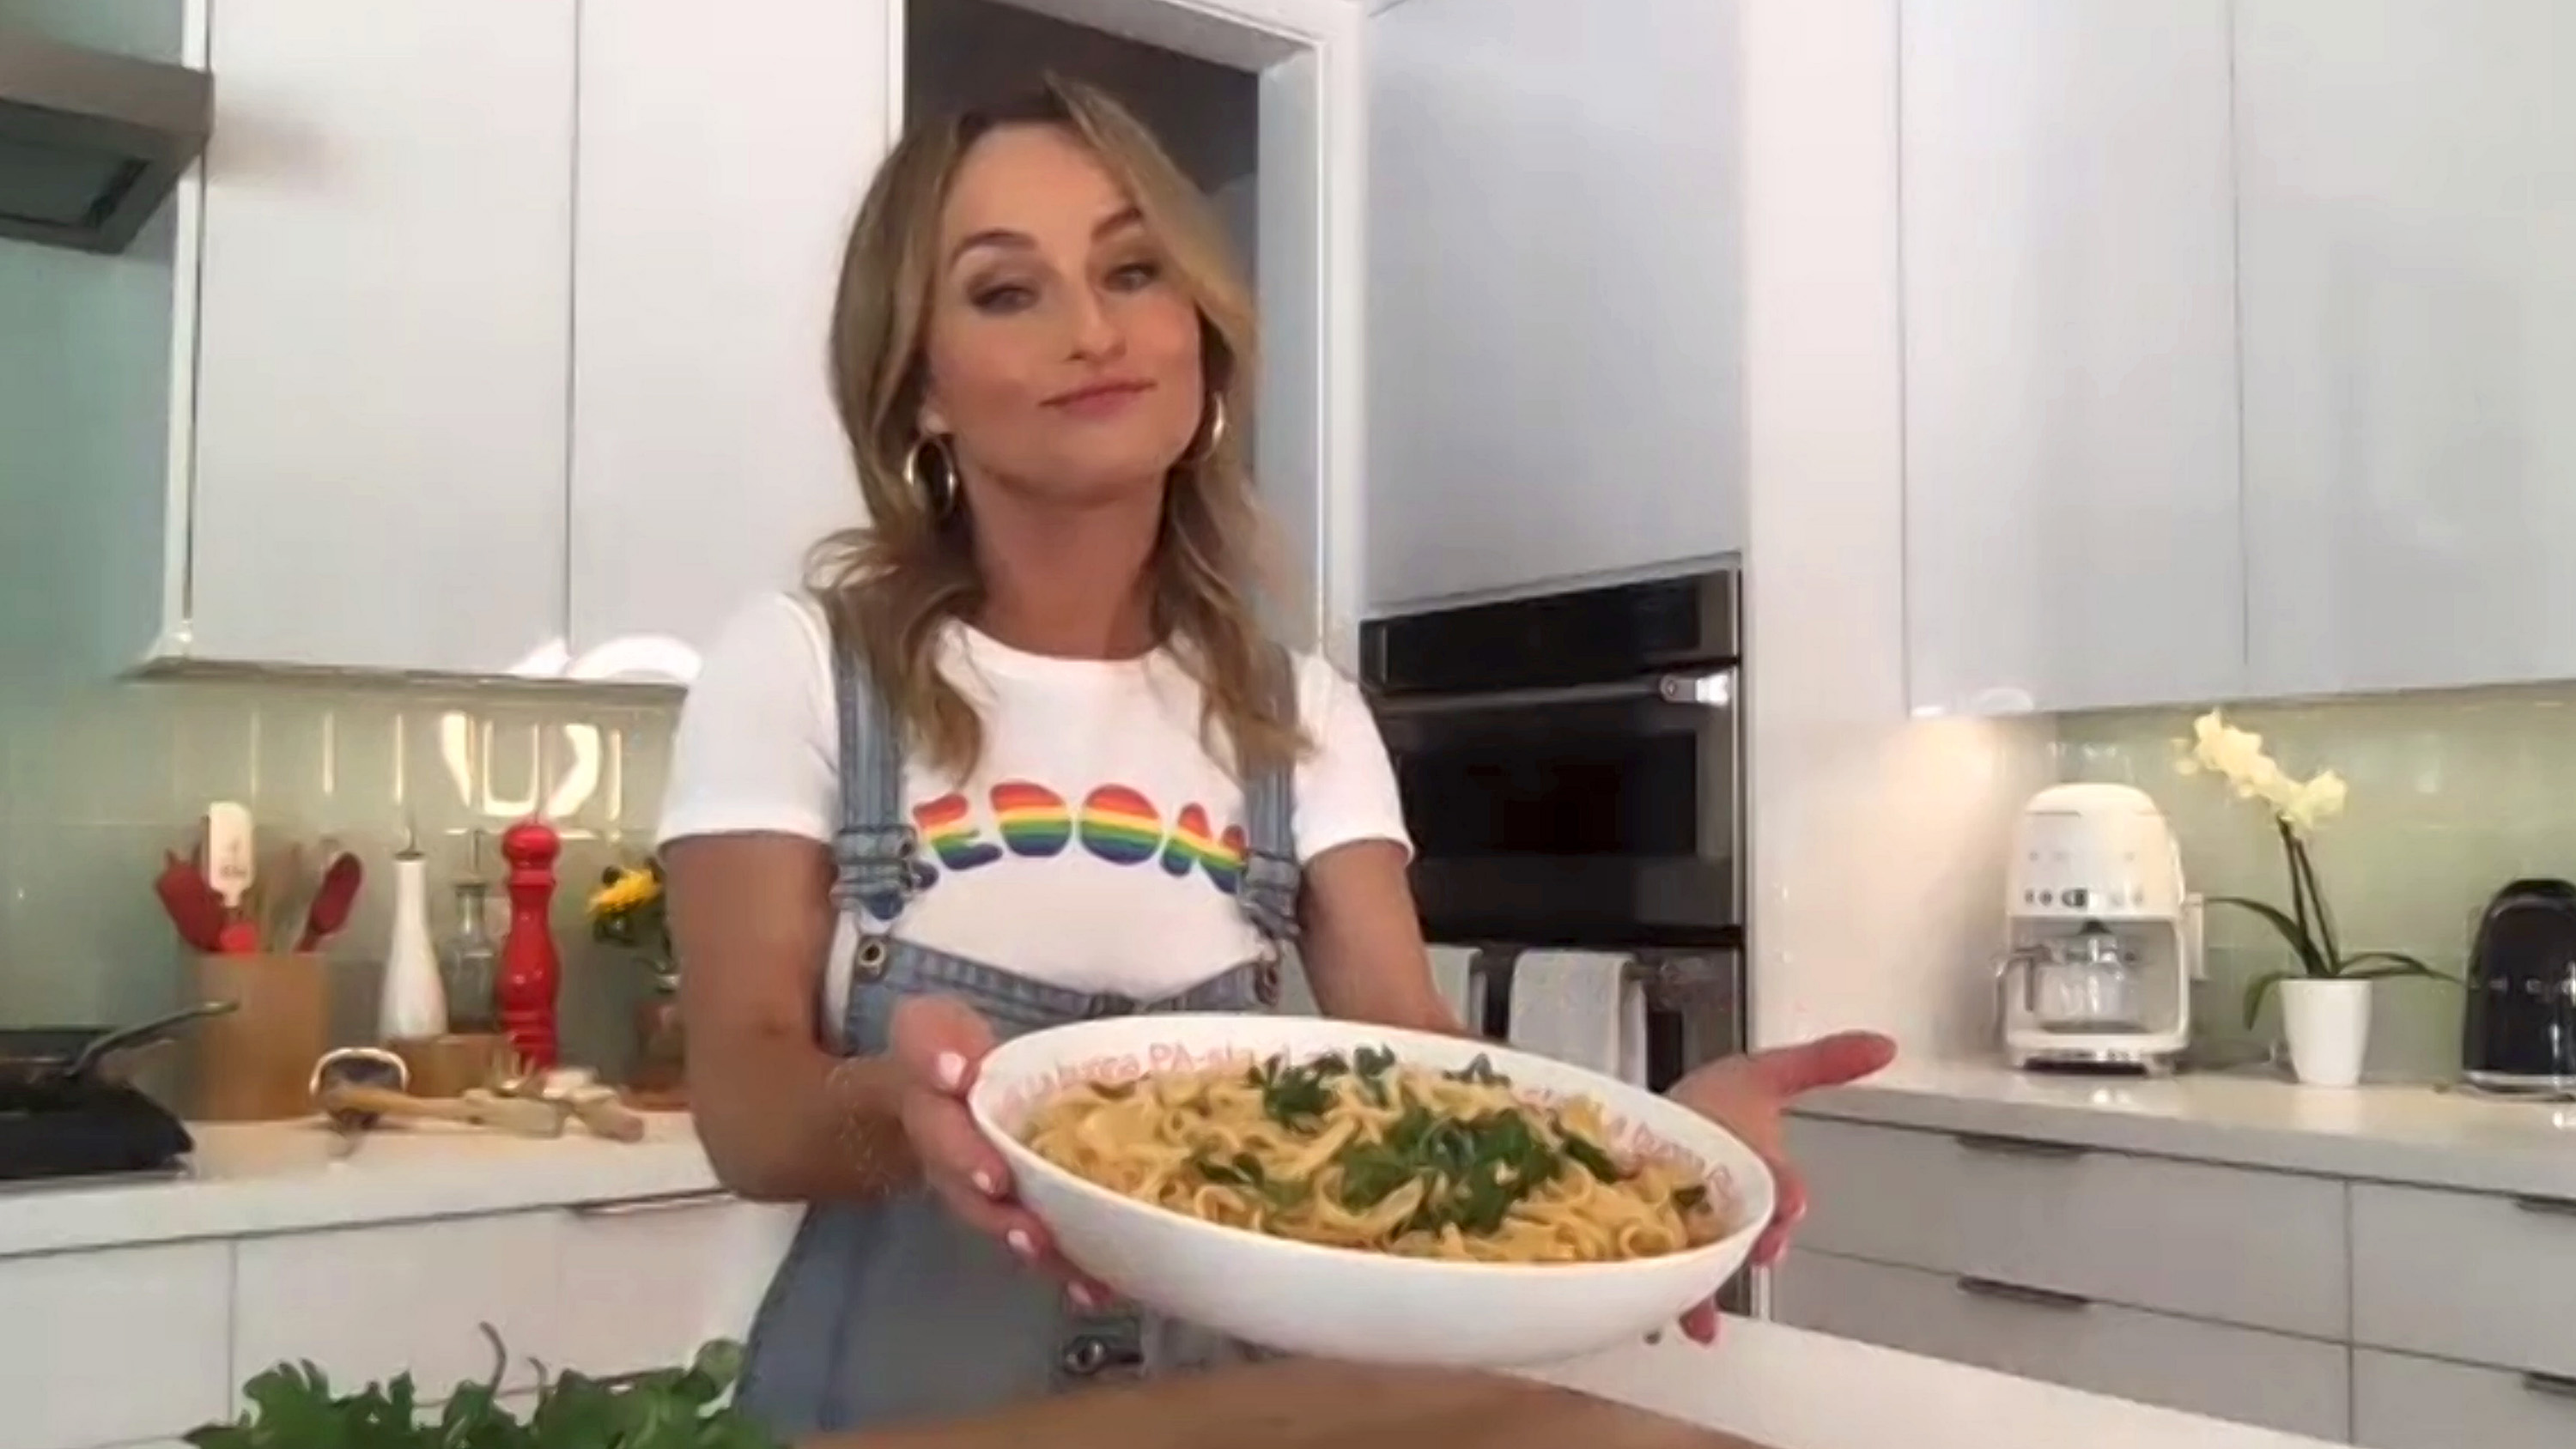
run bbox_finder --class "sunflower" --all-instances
[588,864,663,919]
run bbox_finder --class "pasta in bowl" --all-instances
[969,1015,1776,1367]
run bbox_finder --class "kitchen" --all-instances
[1,0,2569,1446]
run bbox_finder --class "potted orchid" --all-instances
[2175,712,2450,1086]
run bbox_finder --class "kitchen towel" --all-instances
[1427,944,1479,1027]
[1506,949,1649,1088]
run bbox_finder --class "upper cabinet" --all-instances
[1898,0,2243,717]
[159,0,886,682]
[1362,0,1744,614]
[564,1,883,683]
[2233,0,2576,699]
[185,0,576,676]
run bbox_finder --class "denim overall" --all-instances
[732,627,1301,1436]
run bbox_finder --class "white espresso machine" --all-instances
[1996,783,2202,1073]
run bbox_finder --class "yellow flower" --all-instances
[2174,709,2349,835]
[588,867,662,919]
[2280,769,2348,837]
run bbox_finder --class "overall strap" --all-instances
[825,605,916,928]
[1235,642,1303,956]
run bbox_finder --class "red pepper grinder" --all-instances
[495,817,563,1069]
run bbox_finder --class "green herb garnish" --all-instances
[186,1332,775,1449]
[1249,1053,1337,1127]
[1561,1131,1626,1184]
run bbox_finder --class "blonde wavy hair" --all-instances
[808,76,1302,783]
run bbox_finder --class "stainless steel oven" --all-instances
[1362,568,1744,955]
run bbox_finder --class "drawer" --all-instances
[552,1191,781,1379]
[1788,1115,2347,1337]
[2356,1349,2576,1449]
[1774,1249,2348,1441]
[0,1241,233,1449]
[2352,1181,2576,1377]
[234,1212,566,1399]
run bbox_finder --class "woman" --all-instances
[658,77,1892,1437]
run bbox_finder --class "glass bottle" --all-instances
[440,837,501,1034]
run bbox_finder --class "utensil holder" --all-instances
[191,952,331,1121]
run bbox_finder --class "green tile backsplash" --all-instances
[2056,687,2576,1078]
[0,680,679,1075]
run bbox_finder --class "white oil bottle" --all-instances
[376,823,448,1042]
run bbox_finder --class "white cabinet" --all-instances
[2355,1349,2576,1449]
[182,0,577,676]
[550,1191,780,1379]
[1777,1251,2350,1442]
[2348,1182,2576,1382]
[1898,0,2243,716]
[2234,0,2576,698]
[1363,0,1743,613]
[0,1240,234,1449]
[229,1194,773,1404]
[564,0,885,683]
[161,0,891,681]
[234,1212,569,1397]
[1787,1117,2347,1339]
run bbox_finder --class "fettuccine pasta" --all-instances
[1021,1046,1734,1264]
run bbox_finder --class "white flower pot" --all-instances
[2280,977,2372,1088]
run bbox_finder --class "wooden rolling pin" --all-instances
[318,1082,566,1138]
[817,1358,1768,1449]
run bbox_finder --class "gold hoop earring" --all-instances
[1186,393,1228,464]
[902,434,957,515]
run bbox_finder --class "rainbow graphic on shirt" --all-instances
[991,779,1072,857]
[914,792,1002,871]
[904,779,1249,896]
[1159,803,1248,896]
[1076,785,1164,866]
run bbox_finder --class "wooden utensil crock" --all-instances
[191,952,330,1121]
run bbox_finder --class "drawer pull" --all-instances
[1955,1276,2091,1312]
[2523,1371,2576,1403]
[2511,1193,2576,1218]
[1951,1131,2088,1161]
[568,1189,736,1218]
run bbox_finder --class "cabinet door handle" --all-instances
[1951,1131,2088,1161]
[2512,1193,2576,1218]
[2523,1371,2576,1403]
[1954,1276,2091,1312]
[568,1188,736,1217]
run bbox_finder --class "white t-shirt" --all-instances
[655,592,1413,1003]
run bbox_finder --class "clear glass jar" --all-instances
[440,878,501,1033]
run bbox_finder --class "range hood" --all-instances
[0,26,210,255]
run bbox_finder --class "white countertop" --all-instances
[3,1109,2339,1447]
[1800,1058,2576,1198]
[1526,1319,2336,1449]
[0,1113,724,1258]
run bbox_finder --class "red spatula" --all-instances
[155,851,228,954]
[297,852,365,953]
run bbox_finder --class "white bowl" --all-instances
[968,1015,1776,1368]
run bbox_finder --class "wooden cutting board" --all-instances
[828,1358,1774,1449]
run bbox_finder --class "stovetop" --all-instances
[0,1078,194,1185]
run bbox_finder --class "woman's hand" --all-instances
[1662,1030,1899,1344]
[886,994,1115,1310]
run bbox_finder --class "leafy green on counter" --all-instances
[185,1332,779,1449]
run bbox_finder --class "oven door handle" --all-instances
[1370,669,1735,718]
